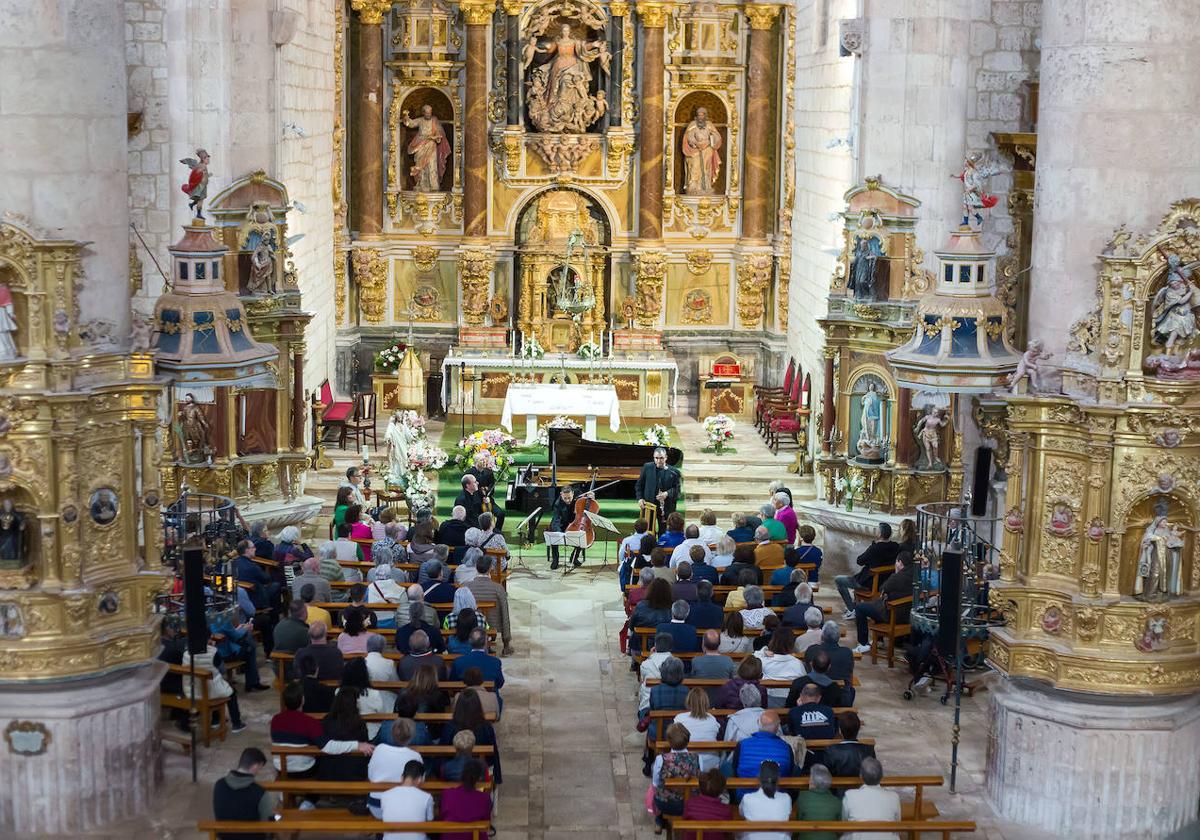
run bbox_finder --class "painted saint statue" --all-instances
[1151,254,1200,355]
[402,105,452,193]
[0,284,19,361]
[681,108,722,196]
[1134,499,1186,600]
[525,24,611,134]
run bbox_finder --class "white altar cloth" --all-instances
[500,383,620,444]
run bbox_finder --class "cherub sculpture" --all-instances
[180,148,211,220]
[1008,339,1052,394]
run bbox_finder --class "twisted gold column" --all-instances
[462,1,494,237]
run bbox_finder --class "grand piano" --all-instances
[505,427,684,534]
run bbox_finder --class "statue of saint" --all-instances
[681,107,722,196]
[1134,499,1186,601]
[385,410,411,487]
[859,382,882,442]
[180,148,211,220]
[1151,254,1200,355]
[402,105,452,193]
[848,214,885,300]
[0,498,26,567]
[0,284,19,361]
[913,406,948,471]
[246,227,277,295]
[1008,339,1052,393]
[952,152,1000,228]
[525,23,611,134]
[178,393,212,464]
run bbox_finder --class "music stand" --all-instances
[582,509,620,571]
[544,529,589,571]
[508,508,544,578]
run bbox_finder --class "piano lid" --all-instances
[548,427,683,469]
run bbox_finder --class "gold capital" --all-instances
[745,3,782,29]
[639,2,671,28]
[501,0,523,15]
[350,0,392,26]
[461,0,496,25]
[610,1,630,16]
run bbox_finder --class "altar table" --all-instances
[500,383,620,444]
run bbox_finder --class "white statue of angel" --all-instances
[1008,339,1052,394]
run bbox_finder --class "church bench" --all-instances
[308,600,497,613]
[644,675,861,689]
[160,664,231,747]
[272,744,494,778]
[664,774,944,820]
[646,707,855,721]
[720,603,832,615]
[868,594,913,668]
[262,779,493,809]
[308,711,498,723]
[268,650,473,700]
[198,818,490,839]
[664,818,974,839]
[324,625,498,641]
[652,737,875,753]
[631,645,860,664]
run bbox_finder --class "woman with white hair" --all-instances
[455,546,484,585]
[365,545,406,628]
[272,524,312,565]
[738,586,773,629]
[710,535,736,570]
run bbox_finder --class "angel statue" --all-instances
[913,405,948,471]
[1151,253,1200,355]
[1134,498,1186,601]
[180,148,211,220]
[525,23,612,134]
[951,152,1000,228]
[1007,339,1052,394]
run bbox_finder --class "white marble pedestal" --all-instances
[0,661,166,834]
[240,493,324,529]
[796,500,905,579]
[986,677,1200,838]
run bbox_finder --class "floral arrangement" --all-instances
[403,469,436,513]
[454,427,519,478]
[637,423,672,447]
[576,341,602,361]
[835,470,866,512]
[374,339,409,372]
[536,414,582,446]
[703,414,735,453]
[520,334,545,360]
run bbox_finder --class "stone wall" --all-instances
[0,0,132,335]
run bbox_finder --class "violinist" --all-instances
[548,485,590,570]
[455,474,484,528]
[465,452,506,530]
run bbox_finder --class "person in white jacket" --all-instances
[842,756,902,840]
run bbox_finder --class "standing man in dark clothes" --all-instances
[635,447,681,534]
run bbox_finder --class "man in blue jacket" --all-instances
[450,627,505,691]
[654,599,700,654]
[233,539,280,610]
[731,710,794,780]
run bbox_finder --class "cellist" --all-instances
[548,484,593,570]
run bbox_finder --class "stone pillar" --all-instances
[637,2,669,241]
[462,0,494,238]
[987,680,1200,838]
[894,386,913,466]
[292,344,306,450]
[608,3,627,127]
[742,3,782,243]
[503,1,521,126]
[349,1,389,238]
[1028,0,1200,356]
[820,350,836,455]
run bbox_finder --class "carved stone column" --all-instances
[894,386,913,466]
[637,2,669,241]
[503,0,521,126]
[741,3,781,243]
[459,248,494,327]
[821,349,836,455]
[349,1,391,238]
[608,2,628,127]
[461,0,494,237]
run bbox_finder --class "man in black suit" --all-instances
[852,551,915,653]
[454,474,485,528]
[835,521,900,619]
[465,453,505,530]
[804,620,856,684]
[436,505,469,546]
[655,599,700,653]
[634,447,680,534]
[547,485,585,570]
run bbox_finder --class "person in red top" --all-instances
[269,681,374,778]
[440,758,493,840]
[679,768,733,839]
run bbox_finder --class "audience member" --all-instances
[726,514,756,543]
[690,630,736,680]
[772,491,798,545]
[334,516,364,563]
[399,663,450,713]
[688,544,721,586]
[445,586,488,632]
[789,648,849,708]
[820,712,876,780]
[752,527,784,571]
[299,583,333,626]
[656,599,700,654]
[794,524,823,582]
[791,607,826,654]
[771,569,812,609]
[273,598,310,655]
[710,534,736,570]
[336,607,381,655]
[717,611,753,654]
[421,562,457,613]
[456,666,500,719]
[395,591,446,655]
[273,524,313,565]
[779,583,816,625]
[626,567,655,610]
[680,768,733,838]
[739,759,791,836]
[739,585,773,629]
[759,503,786,542]
[212,748,274,827]
[646,547,672,581]
[319,688,370,780]
[795,763,842,837]
[725,684,767,743]
[688,580,724,629]
[804,620,856,684]
[769,546,802,587]
[657,512,686,549]
[270,681,373,777]
[670,524,714,568]
[651,723,700,832]
[439,689,502,784]
[672,688,720,771]
[721,545,762,587]
[364,553,405,628]
[638,632,675,711]
[398,583,439,628]
[292,557,332,602]
[716,656,768,709]
[787,682,838,740]
[752,613,780,652]
[185,635,246,732]
[732,713,793,779]
[441,759,493,839]
[842,757,901,840]
[755,626,805,706]
[454,546,483,585]
[367,719,423,817]
[835,521,900,618]
[631,577,673,654]
[318,539,348,583]
[852,551,915,654]
[377,760,434,837]
[407,519,438,564]
[233,539,279,610]
[365,634,398,704]
[396,630,448,679]
[671,561,699,603]
[331,485,354,528]
[697,510,725,547]
[466,555,513,656]
[897,518,917,553]
[451,628,505,692]
[619,519,650,592]
[439,729,479,782]
[294,621,345,682]
[298,655,334,713]
[642,657,689,771]
[341,657,390,739]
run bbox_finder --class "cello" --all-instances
[565,475,621,550]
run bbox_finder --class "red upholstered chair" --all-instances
[758,367,803,437]
[766,374,811,453]
[754,358,796,432]
[314,380,354,449]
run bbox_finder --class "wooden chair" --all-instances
[313,380,354,449]
[766,373,812,453]
[869,594,913,667]
[160,664,230,747]
[854,567,891,603]
[343,391,377,450]
[754,357,796,431]
[757,365,803,435]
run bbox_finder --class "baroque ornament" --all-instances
[351,248,388,324]
[736,254,772,328]
[459,249,493,326]
[633,251,667,328]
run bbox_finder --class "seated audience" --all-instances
[630,577,674,653]
[319,688,370,780]
[690,630,736,681]
[756,503,784,542]
[395,595,446,655]
[670,524,714,568]
[820,712,876,780]
[445,609,485,656]
[407,519,438,565]
[318,539,348,583]
[771,570,812,609]
[334,515,364,563]
[291,555,332,603]
[769,546,803,587]
[732,712,793,778]
[842,757,901,840]
[466,555,513,656]
[716,655,768,709]
[341,657,390,739]
[688,544,721,586]
[752,613,780,652]
[398,663,450,714]
[794,524,823,582]
[852,551,915,654]
[697,510,725,547]
[270,681,373,777]
[727,513,755,544]
[795,763,842,837]
[738,585,773,629]
[626,567,655,610]
[184,635,245,732]
[336,607,381,655]
[897,518,917,554]
[787,682,838,741]
[791,606,826,654]
[273,598,310,655]
[454,546,484,586]
[804,620,856,683]
[717,611,753,655]
[656,512,687,549]
[671,561,699,603]
[723,568,756,611]
[788,648,848,708]
[680,768,733,839]
[294,621,345,682]
[397,583,439,628]
[298,583,332,627]
[725,684,768,743]
[721,546,762,587]
[367,719,423,817]
[298,655,334,713]
[212,748,273,827]
[638,631,674,710]
[421,562,457,614]
[439,688,502,784]
[772,491,798,545]
[364,552,405,628]
[439,729,479,782]
[656,599,700,654]
[364,634,398,706]
[474,511,507,554]
[753,526,784,571]
[274,524,313,565]
[647,548,672,580]
[739,760,791,834]
[442,760,493,840]
[437,505,470,546]
[396,630,448,680]
[619,519,650,593]
[688,580,724,629]
[835,521,899,618]
[451,627,505,691]
[377,760,433,836]
[651,723,700,833]
[779,583,816,626]
[456,666,500,719]
[710,535,736,570]
[672,688,721,771]
[387,695,432,748]
[755,626,805,707]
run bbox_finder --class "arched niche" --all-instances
[1115,492,1195,600]
[847,370,892,463]
[0,483,42,587]
[398,88,456,193]
[0,261,31,363]
[672,91,729,197]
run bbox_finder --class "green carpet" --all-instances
[431,421,684,542]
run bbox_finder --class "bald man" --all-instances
[732,709,795,779]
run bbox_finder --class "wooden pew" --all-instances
[309,600,497,614]
[261,779,493,810]
[308,711,497,723]
[271,744,494,779]
[652,737,875,753]
[160,664,230,747]
[666,818,975,839]
[198,819,491,839]
[323,625,498,642]
[645,707,854,722]
[643,675,861,689]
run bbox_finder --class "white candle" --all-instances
[362,444,370,462]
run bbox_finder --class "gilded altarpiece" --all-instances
[990,200,1200,695]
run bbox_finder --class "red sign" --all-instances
[712,362,741,377]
